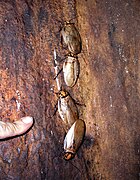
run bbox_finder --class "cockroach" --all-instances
[63,55,80,87]
[63,119,86,160]
[61,21,82,55]
[54,55,80,87]
[57,90,79,132]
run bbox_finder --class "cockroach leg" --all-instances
[71,97,86,107]
[54,68,63,80]
[48,100,58,118]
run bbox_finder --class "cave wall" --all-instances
[0,0,139,179]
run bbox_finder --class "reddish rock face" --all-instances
[0,0,139,179]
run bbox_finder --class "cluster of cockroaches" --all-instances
[54,19,86,161]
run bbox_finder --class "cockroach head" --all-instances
[64,16,78,25]
[63,152,75,161]
[57,90,69,98]
[57,16,78,32]
[66,53,78,59]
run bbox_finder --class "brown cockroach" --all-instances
[63,55,80,87]
[54,54,80,87]
[57,90,79,132]
[61,21,82,55]
[63,119,86,160]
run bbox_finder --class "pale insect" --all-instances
[61,21,82,55]
[63,119,86,160]
[57,90,79,132]
[63,55,79,87]
[54,55,80,87]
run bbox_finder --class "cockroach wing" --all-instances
[67,36,81,55]
[58,95,79,131]
[63,56,79,87]
[64,119,85,154]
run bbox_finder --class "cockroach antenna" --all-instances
[68,160,82,176]
[53,152,82,176]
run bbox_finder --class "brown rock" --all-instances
[0,0,139,179]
